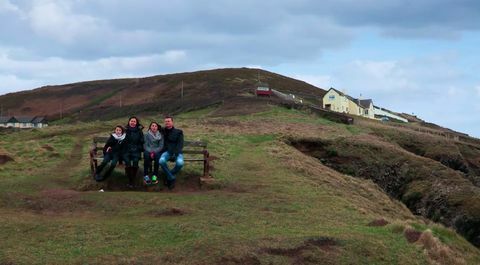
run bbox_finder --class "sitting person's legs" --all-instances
[95,153,113,181]
[170,153,184,175]
[159,151,174,180]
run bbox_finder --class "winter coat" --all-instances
[144,129,164,154]
[163,127,184,155]
[103,133,126,155]
[124,125,144,154]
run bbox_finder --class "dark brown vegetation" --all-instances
[0,154,13,165]
[0,68,326,121]
[291,134,480,247]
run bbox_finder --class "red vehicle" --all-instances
[255,84,272,96]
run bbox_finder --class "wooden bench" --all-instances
[89,136,210,178]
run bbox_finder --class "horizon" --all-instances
[1,1,479,137]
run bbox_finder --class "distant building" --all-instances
[255,82,272,97]
[0,116,17,128]
[0,116,48,128]
[373,106,408,123]
[322,88,375,119]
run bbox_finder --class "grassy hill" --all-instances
[0,68,326,121]
[0,101,479,264]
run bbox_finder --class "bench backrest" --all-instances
[91,136,207,153]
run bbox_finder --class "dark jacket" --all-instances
[163,127,184,155]
[124,125,144,154]
[103,133,126,156]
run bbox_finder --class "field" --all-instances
[0,104,479,264]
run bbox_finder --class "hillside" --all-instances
[0,68,326,121]
[1,100,480,264]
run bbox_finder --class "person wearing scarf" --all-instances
[94,125,126,181]
[143,121,164,185]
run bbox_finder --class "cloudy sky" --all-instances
[1,0,479,136]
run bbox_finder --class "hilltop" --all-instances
[0,68,326,121]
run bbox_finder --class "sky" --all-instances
[1,0,479,137]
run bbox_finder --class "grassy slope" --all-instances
[0,105,479,264]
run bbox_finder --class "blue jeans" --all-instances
[159,151,184,181]
[96,152,120,181]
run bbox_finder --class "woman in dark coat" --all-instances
[94,125,126,181]
[123,116,144,188]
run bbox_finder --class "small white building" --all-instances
[0,116,48,128]
[373,106,408,123]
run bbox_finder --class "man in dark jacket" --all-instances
[159,116,184,190]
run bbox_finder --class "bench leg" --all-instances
[203,151,210,177]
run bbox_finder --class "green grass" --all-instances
[0,111,479,264]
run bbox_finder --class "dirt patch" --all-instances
[41,189,81,200]
[41,144,55,152]
[21,193,94,215]
[80,170,210,193]
[0,154,13,165]
[368,218,389,227]
[147,207,186,217]
[218,255,261,265]
[260,237,340,264]
[404,227,422,243]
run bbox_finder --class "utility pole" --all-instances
[181,80,184,99]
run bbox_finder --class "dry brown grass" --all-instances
[417,229,466,265]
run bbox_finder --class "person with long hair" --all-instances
[143,121,164,185]
[123,116,144,188]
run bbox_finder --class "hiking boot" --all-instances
[143,175,151,185]
[94,174,102,182]
[151,175,158,184]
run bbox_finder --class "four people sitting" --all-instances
[94,115,184,190]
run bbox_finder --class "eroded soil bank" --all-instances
[290,137,480,247]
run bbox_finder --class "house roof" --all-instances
[358,99,373,109]
[15,116,36,123]
[32,116,47,123]
[326,87,373,109]
[0,116,16,123]
[328,87,346,96]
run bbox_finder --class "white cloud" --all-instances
[293,74,332,89]
[28,0,107,44]
[0,0,25,17]
[0,50,189,95]
[0,74,41,95]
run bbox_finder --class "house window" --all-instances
[329,95,335,100]
[365,109,368,115]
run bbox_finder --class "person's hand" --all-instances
[106,147,112,152]
[150,152,155,159]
